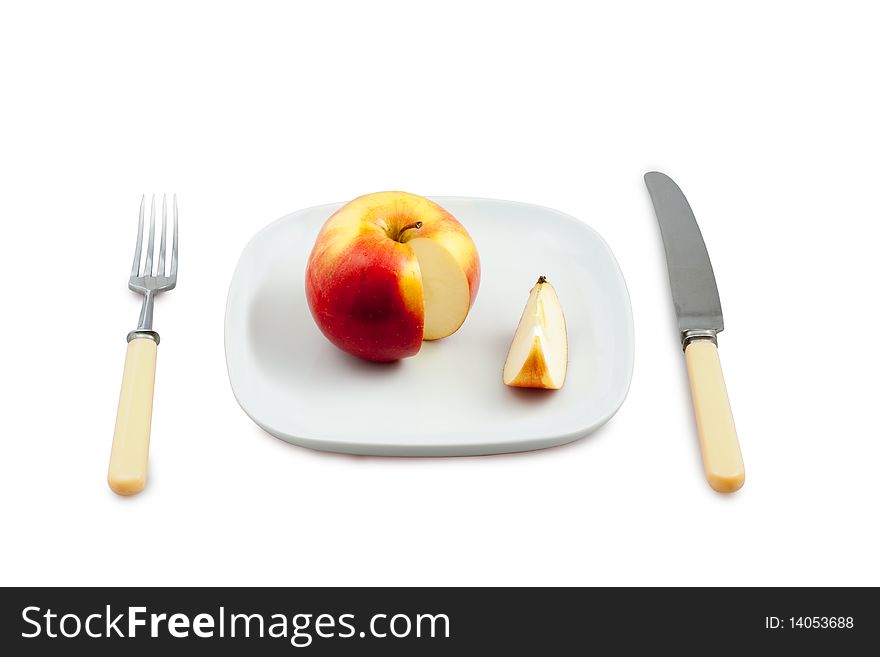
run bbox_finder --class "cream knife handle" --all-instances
[108,337,157,496]
[684,340,745,493]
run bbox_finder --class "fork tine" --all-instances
[144,194,156,276]
[158,194,168,276]
[131,195,145,277]
[170,194,178,278]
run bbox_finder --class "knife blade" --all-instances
[645,172,745,492]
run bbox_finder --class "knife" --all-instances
[644,172,745,492]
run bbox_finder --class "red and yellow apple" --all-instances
[306,191,480,361]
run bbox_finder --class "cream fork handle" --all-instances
[108,337,157,495]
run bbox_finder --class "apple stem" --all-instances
[398,221,423,241]
[537,275,547,285]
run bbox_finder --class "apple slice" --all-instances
[503,276,568,389]
[408,237,471,340]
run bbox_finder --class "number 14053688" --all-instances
[765,617,854,629]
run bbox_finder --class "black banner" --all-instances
[1,587,874,654]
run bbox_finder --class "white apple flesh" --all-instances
[503,276,568,389]
[408,237,471,340]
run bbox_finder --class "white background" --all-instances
[2,0,878,587]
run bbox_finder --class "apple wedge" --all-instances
[503,276,568,389]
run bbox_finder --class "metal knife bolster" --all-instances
[681,328,718,350]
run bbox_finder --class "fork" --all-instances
[107,194,178,496]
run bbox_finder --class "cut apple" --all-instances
[306,191,480,361]
[503,276,568,389]
[408,237,471,340]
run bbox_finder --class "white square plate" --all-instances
[225,197,633,455]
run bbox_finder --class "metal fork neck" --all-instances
[137,289,156,331]
[128,291,161,343]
